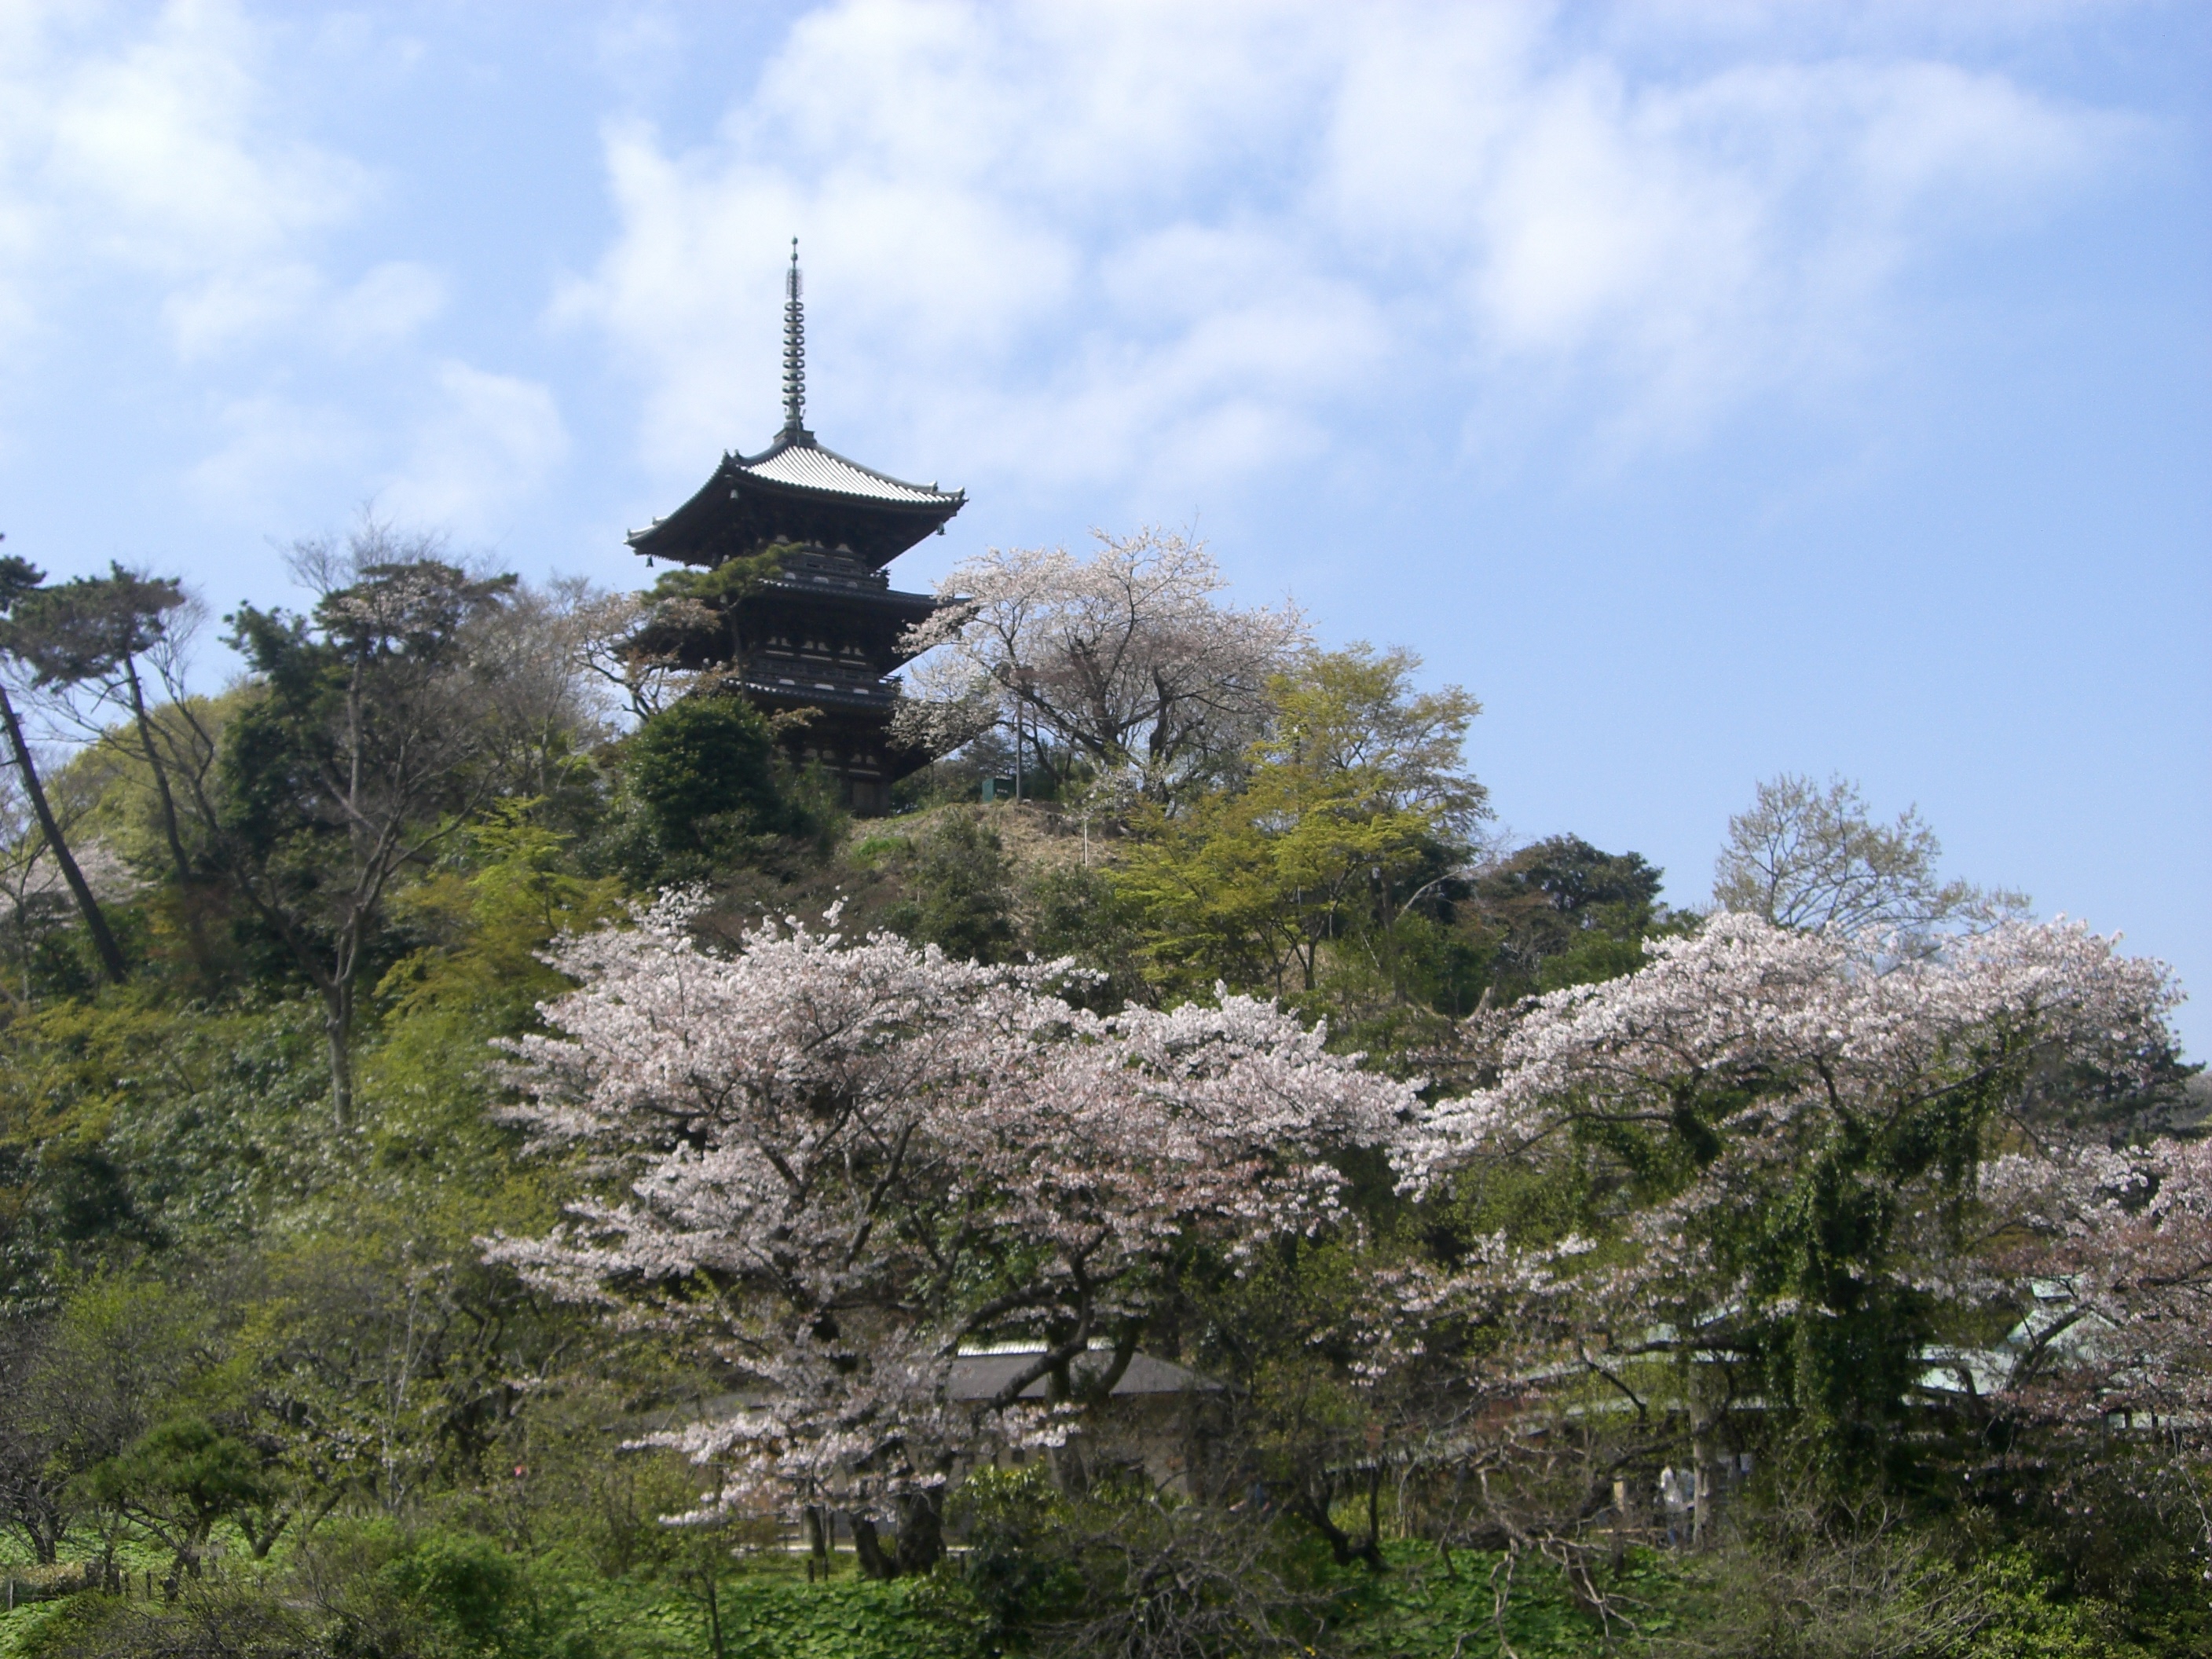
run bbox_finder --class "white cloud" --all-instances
[36,2,361,274]
[561,0,2128,492]
[185,391,364,521]
[0,3,470,532]
[0,1,432,361]
[161,261,322,358]
[184,356,564,544]
[382,362,569,536]
[329,262,449,351]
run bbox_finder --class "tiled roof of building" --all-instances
[947,1346,1219,1401]
[731,436,961,507]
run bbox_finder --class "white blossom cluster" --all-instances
[1394,912,2204,1461]
[1404,914,2175,1188]
[1976,1137,2212,1430]
[485,896,2203,1524]
[895,531,1309,795]
[485,895,1416,1518]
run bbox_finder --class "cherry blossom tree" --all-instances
[1973,1138,2212,1522]
[485,896,1415,1575]
[895,529,1309,801]
[1397,913,2181,1520]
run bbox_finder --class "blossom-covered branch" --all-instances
[485,895,1415,1547]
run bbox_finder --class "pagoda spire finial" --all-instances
[781,238,807,437]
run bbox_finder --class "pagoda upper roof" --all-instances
[628,428,964,569]
[735,432,961,507]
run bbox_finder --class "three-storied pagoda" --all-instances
[626,245,963,815]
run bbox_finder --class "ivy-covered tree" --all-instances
[1399,913,2181,1519]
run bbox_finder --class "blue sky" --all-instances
[1,2,2206,1053]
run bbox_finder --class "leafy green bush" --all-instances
[17,1589,313,1659]
[625,698,784,862]
[881,812,1016,965]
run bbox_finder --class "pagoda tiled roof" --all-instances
[625,427,964,567]
[731,433,961,507]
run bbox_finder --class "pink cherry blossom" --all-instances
[1392,913,2192,1489]
[485,895,1418,1521]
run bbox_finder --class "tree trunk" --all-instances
[1295,1474,1386,1571]
[893,1489,943,1577]
[848,1514,895,1580]
[123,663,218,979]
[804,1505,830,1580]
[0,683,126,984]
[240,1511,287,1560]
[324,985,356,1129]
[122,662,192,890]
[1689,1406,1713,1551]
[698,1559,725,1659]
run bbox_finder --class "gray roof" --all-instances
[732,438,961,507]
[948,1349,1220,1402]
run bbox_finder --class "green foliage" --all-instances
[706,1573,991,1659]
[219,559,516,863]
[0,994,344,1299]
[946,1466,1086,1629]
[625,696,783,862]
[1,568,187,697]
[13,1587,315,1659]
[879,811,1018,965]
[373,1527,531,1653]
[1024,862,1150,1009]
[1119,646,1481,1006]
[1329,1541,1686,1657]
[375,805,627,1052]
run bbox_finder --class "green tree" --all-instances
[624,692,786,869]
[0,1277,213,1565]
[204,533,518,1125]
[85,1417,272,1587]
[0,549,130,983]
[620,544,789,682]
[7,564,197,895]
[1118,646,1484,1003]
[1026,860,1150,1009]
[1467,833,1670,1000]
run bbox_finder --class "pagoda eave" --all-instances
[749,580,940,624]
[628,434,964,569]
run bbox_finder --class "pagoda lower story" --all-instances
[733,542,943,816]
